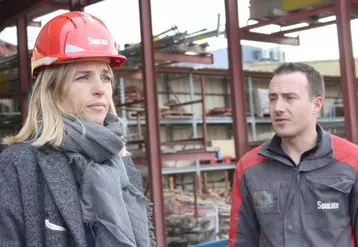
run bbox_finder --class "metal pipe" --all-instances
[335,0,358,143]
[193,174,199,218]
[189,73,202,193]
[138,0,166,245]
[225,0,249,159]
[189,73,201,180]
[248,76,257,141]
[189,73,198,139]
[201,77,208,148]
[119,77,126,120]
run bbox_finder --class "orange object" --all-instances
[31,11,126,77]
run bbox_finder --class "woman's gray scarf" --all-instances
[60,113,155,247]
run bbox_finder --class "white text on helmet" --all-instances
[88,37,108,45]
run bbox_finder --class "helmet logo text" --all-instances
[88,37,108,45]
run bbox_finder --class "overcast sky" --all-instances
[1,0,358,62]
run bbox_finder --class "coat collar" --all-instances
[37,147,87,247]
[259,124,334,170]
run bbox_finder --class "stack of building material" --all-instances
[164,189,231,245]
[123,85,144,103]
[113,85,144,104]
[161,99,194,118]
[166,210,216,246]
[113,85,145,119]
[206,107,232,117]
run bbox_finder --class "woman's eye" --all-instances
[76,75,89,81]
[102,76,111,82]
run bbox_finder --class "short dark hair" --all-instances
[273,62,325,98]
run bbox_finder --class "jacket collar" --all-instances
[37,147,87,247]
[259,124,334,170]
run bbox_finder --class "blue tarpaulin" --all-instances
[190,238,229,247]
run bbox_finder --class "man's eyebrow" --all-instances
[282,92,299,97]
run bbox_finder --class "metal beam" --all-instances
[241,3,335,31]
[0,93,22,99]
[161,138,204,146]
[17,16,31,124]
[41,2,70,10]
[272,20,336,35]
[131,150,217,163]
[154,51,214,64]
[162,150,217,161]
[115,66,347,82]
[241,31,299,45]
[225,0,249,159]
[138,0,166,246]
[113,69,143,80]
[335,0,358,143]
[0,0,45,30]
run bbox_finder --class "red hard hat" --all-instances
[31,11,126,77]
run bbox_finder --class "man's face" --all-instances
[268,72,323,138]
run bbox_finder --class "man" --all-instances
[229,62,358,246]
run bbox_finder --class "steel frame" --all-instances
[16,16,30,124]
[335,0,358,143]
[1,0,358,245]
[138,0,167,246]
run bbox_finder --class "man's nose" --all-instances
[273,98,285,113]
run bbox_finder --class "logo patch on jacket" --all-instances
[317,201,339,210]
[252,190,274,208]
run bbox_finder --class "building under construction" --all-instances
[0,0,357,246]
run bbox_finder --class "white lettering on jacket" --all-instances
[317,201,339,210]
[88,37,108,45]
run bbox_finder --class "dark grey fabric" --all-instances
[0,143,85,247]
[232,125,358,247]
[0,141,149,247]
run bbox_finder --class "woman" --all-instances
[0,11,155,247]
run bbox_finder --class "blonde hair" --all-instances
[3,62,118,148]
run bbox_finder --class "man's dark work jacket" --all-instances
[229,125,358,247]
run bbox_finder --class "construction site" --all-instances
[0,0,357,246]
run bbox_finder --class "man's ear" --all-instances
[313,96,324,115]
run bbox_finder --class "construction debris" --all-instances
[161,110,193,118]
[114,85,144,105]
[164,189,231,246]
[206,107,232,117]
[161,99,194,118]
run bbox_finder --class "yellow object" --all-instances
[0,71,10,91]
[207,140,236,158]
[282,0,331,11]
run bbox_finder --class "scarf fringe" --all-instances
[146,200,156,247]
[125,184,156,247]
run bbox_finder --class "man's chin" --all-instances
[273,127,294,138]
